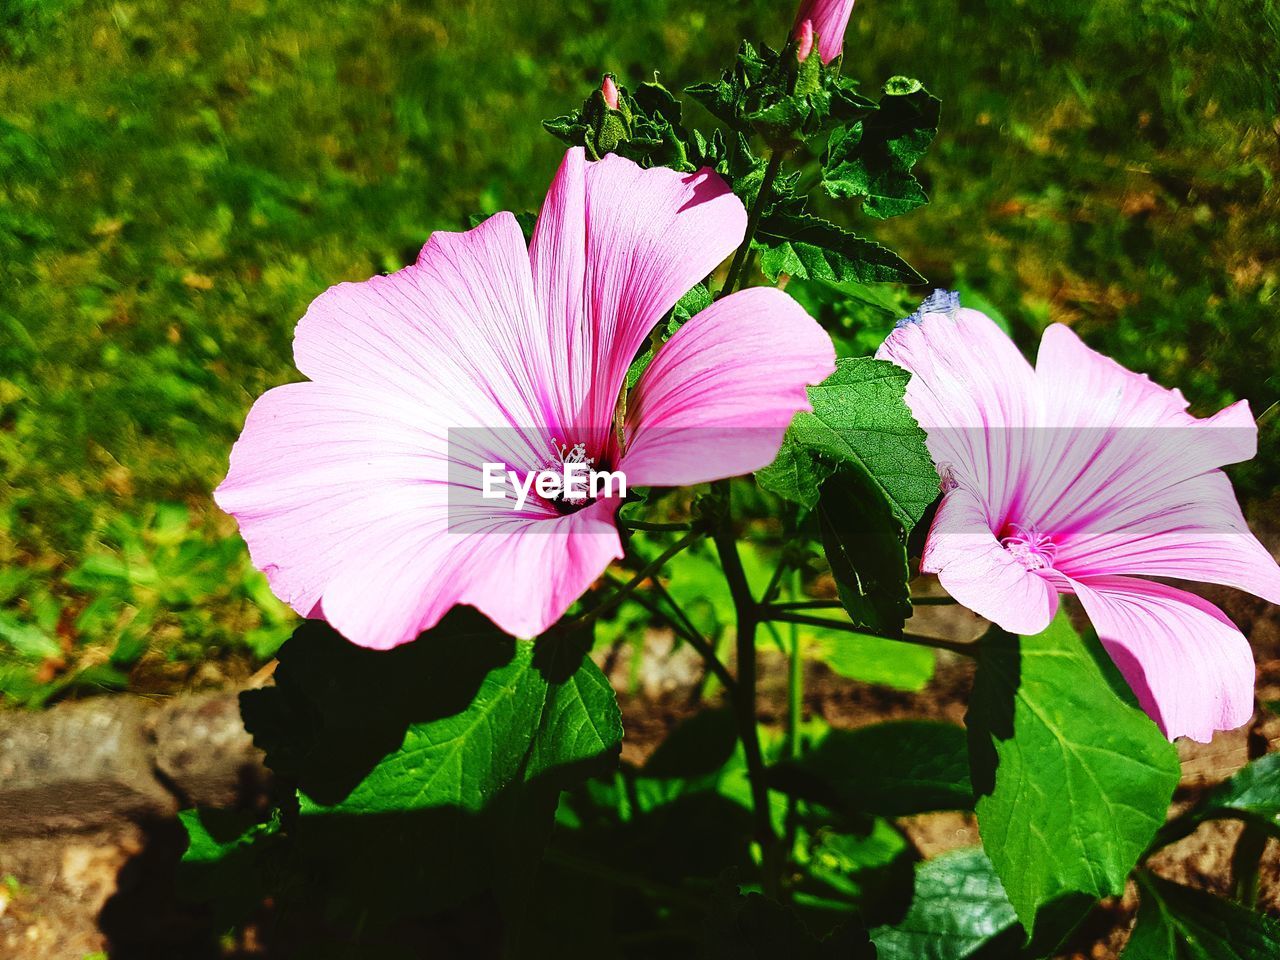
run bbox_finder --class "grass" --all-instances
[2,0,1277,704]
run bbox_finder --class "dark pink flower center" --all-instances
[999,522,1058,572]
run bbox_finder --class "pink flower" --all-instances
[215,148,835,650]
[878,292,1280,742]
[792,0,855,64]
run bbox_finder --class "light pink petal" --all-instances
[293,211,563,448]
[1032,322,1256,478]
[922,486,1059,635]
[528,148,591,435]
[214,381,453,629]
[877,304,1039,528]
[619,287,835,487]
[320,498,623,646]
[792,0,856,63]
[216,380,622,649]
[1066,575,1256,742]
[1053,470,1280,604]
[572,153,747,446]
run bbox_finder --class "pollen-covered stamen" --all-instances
[551,440,595,505]
[999,522,1058,572]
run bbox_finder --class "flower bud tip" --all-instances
[601,75,620,110]
[795,19,815,62]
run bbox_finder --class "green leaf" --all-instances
[1124,872,1280,959]
[757,358,938,531]
[754,212,925,286]
[0,610,61,660]
[242,614,622,814]
[817,468,912,636]
[871,849,1023,960]
[823,80,940,219]
[177,807,284,928]
[966,612,1181,937]
[808,629,935,691]
[777,720,971,817]
[1154,753,1280,849]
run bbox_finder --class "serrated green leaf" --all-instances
[757,357,938,530]
[871,849,1023,960]
[755,212,925,285]
[966,612,1181,936]
[1124,872,1280,959]
[242,614,621,815]
[823,80,940,219]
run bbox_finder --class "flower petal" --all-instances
[216,381,622,648]
[923,486,1059,635]
[214,381,452,629]
[293,211,562,448]
[1034,323,1256,475]
[320,498,623,646]
[574,153,746,443]
[619,287,835,487]
[877,305,1039,529]
[1067,574,1256,742]
[1053,470,1280,604]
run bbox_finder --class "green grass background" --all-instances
[2,0,1277,703]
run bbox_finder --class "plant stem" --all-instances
[759,608,978,658]
[770,599,844,611]
[781,571,803,899]
[720,149,785,298]
[562,529,703,634]
[604,571,736,694]
[711,482,782,899]
[1232,819,1270,907]
[618,519,693,532]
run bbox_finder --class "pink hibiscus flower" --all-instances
[215,147,835,650]
[878,292,1280,742]
[792,0,856,64]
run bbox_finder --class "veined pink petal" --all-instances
[214,381,452,626]
[294,212,559,448]
[921,486,1060,635]
[1053,470,1280,603]
[876,301,1039,530]
[577,152,747,446]
[619,287,835,487]
[1033,323,1256,477]
[1066,575,1256,743]
[792,0,855,64]
[321,499,623,646]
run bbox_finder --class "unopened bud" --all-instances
[601,74,620,111]
[795,18,815,62]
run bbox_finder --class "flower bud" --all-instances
[601,74,620,111]
[795,18,815,62]
[791,0,855,64]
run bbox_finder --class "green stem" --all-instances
[561,529,703,634]
[720,149,785,298]
[1232,820,1269,907]
[605,571,736,694]
[618,519,693,532]
[781,570,803,899]
[760,608,978,658]
[711,482,782,899]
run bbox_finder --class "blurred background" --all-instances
[2,0,1278,706]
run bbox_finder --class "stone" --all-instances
[147,692,269,809]
[0,699,175,836]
